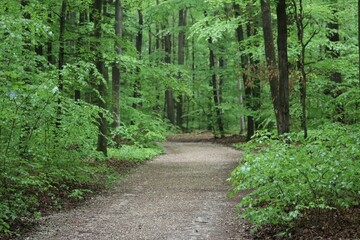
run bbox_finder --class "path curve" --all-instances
[23,142,251,240]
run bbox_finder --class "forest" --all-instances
[1,0,359,238]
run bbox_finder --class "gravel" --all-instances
[22,142,252,240]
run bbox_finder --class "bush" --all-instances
[229,124,360,230]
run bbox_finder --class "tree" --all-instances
[56,0,67,130]
[176,8,187,129]
[133,9,143,109]
[164,25,175,124]
[276,0,290,135]
[112,0,123,147]
[208,36,225,137]
[260,0,280,132]
[93,0,108,156]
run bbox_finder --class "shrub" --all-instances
[229,123,360,230]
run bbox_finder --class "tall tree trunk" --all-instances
[133,9,143,109]
[176,8,187,129]
[111,0,123,147]
[260,0,280,132]
[208,37,225,137]
[276,0,290,135]
[293,0,310,138]
[234,2,258,140]
[327,9,342,83]
[56,0,67,130]
[94,0,107,156]
[234,3,249,137]
[164,30,175,124]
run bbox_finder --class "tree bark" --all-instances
[111,0,123,147]
[208,37,225,137]
[94,0,108,156]
[260,0,280,132]
[176,8,187,129]
[133,9,143,109]
[164,31,175,124]
[293,0,308,138]
[234,3,251,138]
[276,0,290,135]
[56,0,67,130]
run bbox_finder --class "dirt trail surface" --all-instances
[23,142,251,240]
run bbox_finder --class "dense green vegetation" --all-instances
[1,0,359,238]
[230,124,360,236]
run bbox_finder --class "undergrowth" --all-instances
[229,123,360,238]
[0,144,162,239]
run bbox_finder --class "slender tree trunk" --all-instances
[133,9,143,109]
[94,0,107,156]
[176,8,187,129]
[327,9,342,83]
[56,0,67,130]
[276,0,290,135]
[111,0,123,147]
[260,0,280,132]
[293,0,308,138]
[208,37,225,137]
[234,2,256,140]
[164,31,175,124]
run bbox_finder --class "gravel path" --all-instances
[23,142,251,240]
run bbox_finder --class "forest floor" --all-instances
[21,139,253,240]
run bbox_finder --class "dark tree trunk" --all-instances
[164,30,175,124]
[176,8,187,129]
[111,0,123,147]
[293,0,309,138]
[276,0,290,135]
[234,3,251,139]
[235,2,260,140]
[94,0,107,156]
[56,0,67,130]
[260,0,280,132]
[326,5,344,122]
[208,37,225,137]
[133,9,143,109]
[246,22,256,140]
[327,13,342,83]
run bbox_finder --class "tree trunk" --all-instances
[234,2,257,140]
[56,0,67,130]
[208,37,225,137]
[164,31,175,124]
[176,8,187,129]
[293,0,308,138]
[133,9,143,109]
[111,0,123,147]
[327,12,342,84]
[276,0,290,135]
[94,0,107,156]
[260,0,280,132]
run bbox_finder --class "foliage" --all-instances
[229,124,360,230]
[109,145,163,163]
